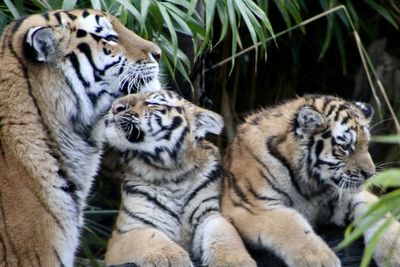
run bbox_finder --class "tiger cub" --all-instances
[221,95,400,267]
[101,91,256,267]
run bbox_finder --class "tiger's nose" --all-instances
[151,51,161,63]
[111,103,126,114]
[361,170,375,179]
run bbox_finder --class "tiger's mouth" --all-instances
[332,174,364,193]
[117,116,145,143]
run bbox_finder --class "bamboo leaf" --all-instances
[364,0,399,30]
[360,218,395,267]
[115,0,145,29]
[90,0,101,11]
[156,2,178,66]
[4,0,20,19]
[62,0,77,10]
[367,169,400,189]
[371,135,400,144]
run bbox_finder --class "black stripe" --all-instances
[66,52,90,88]
[192,207,219,236]
[315,139,324,159]
[227,172,253,206]
[53,248,65,267]
[65,12,77,20]
[188,196,219,224]
[321,130,331,139]
[122,205,157,229]
[123,184,181,224]
[259,170,294,206]
[183,165,222,207]
[0,192,22,266]
[326,104,337,117]
[266,137,309,200]
[334,104,349,121]
[248,184,279,202]
[90,33,102,42]
[53,12,62,25]
[76,29,87,38]
[42,12,50,21]
[82,10,90,17]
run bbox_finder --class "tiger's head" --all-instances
[102,91,223,169]
[292,96,376,194]
[1,9,160,130]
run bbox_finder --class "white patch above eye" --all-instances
[78,15,117,39]
[332,123,356,146]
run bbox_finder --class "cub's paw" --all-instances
[284,235,341,267]
[141,243,193,267]
[373,222,400,267]
[209,250,256,267]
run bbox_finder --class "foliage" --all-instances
[338,137,400,267]
[1,0,400,265]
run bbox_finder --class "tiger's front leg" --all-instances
[105,228,193,267]
[192,213,256,267]
[352,190,400,267]
[225,206,341,267]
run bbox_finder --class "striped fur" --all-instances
[221,95,400,267]
[0,9,160,266]
[101,91,255,267]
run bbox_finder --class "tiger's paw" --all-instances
[373,221,400,267]
[140,243,193,267]
[284,235,341,267]
[208,246,256,267]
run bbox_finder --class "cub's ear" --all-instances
[24,27,57,63]
[297,106,326,133]
[193,109,224,139]
[354,101,374,121]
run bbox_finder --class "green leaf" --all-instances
[156,2,178,66]
[364,0,399,30]
[235,0,260,57]
[371,135,400,144]
[4,0,20,19]
[227,0,239,72]
[62,0,77,10]
[361,218,395,267]
[367,169,400,189]
[215,1,229,46]
[90,0,101,11]
[114,0,145,29]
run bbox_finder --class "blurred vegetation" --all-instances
[1,0,400,266]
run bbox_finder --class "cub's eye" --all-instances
[103,35,118,42]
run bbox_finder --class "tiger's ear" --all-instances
[24,27,57,63]
[354,102,374,122]
[297,106,326,133]
[193,109,224,139]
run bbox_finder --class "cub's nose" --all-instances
[151,51,161,63]
[361,170,376,180]
[111,103,126,114]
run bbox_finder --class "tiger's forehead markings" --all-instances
[77,13,116,37]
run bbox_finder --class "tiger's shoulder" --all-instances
[0,9,160,266]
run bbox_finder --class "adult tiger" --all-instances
[0,9,160,266]
[100,91,256,267]
[221,95,400,267]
